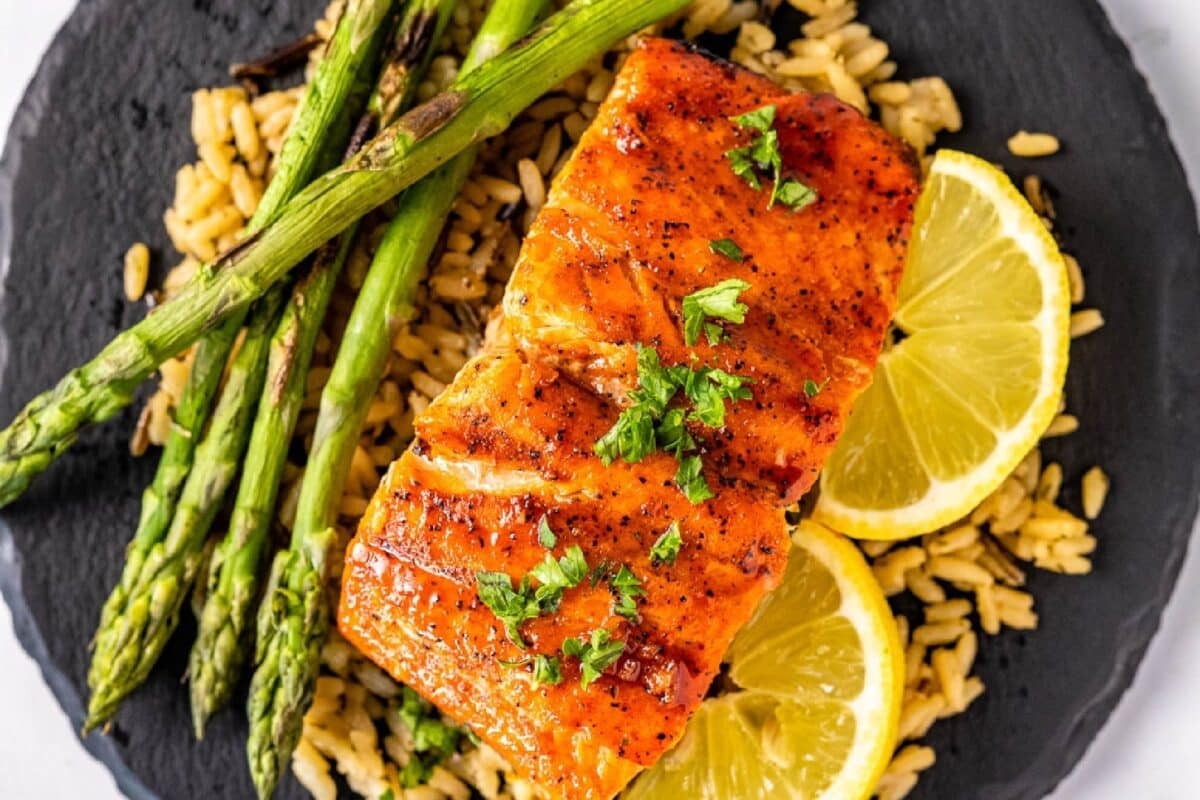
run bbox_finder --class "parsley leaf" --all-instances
[804,378,830,398]
[381,791,394,800]
[532,654,563,686]
[682,279,751,346]
[654,407,695,457]
[609,564,645,621]
[727,103,819,212]
[530,545,589,611]
[650,522,683,566]
[475,571,541,648]
[594,347,681,465]
[396,687,462,788]
[562,629,627,689]
[731,104,776,132]
[775,178,818,211]
[537,515,557,549]
[708,238,744,262]
[680,366,754,428]
[676,455,715,504]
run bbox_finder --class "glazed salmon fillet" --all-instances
[340,38,918,800]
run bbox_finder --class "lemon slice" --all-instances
[624,521,902,800]
[815,150,1070,540]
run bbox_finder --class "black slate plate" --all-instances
[1,1,1198,799]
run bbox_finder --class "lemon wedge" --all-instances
[624,521,902,800]
[815,150,1070,540]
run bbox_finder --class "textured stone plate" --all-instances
[1,1,1198,798]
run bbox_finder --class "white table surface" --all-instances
[1,1,1198,798]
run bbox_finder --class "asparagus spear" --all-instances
[0,0,690,509]
[85,289,286,730]
[96,0,395,627]
[82,0,401,731]
[187,0,458,737]
[244,1,552,795]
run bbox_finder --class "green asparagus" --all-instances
[187,0,458,738]
[0,0,690,512]
[244,1,554,796]
[82,0,401,731]
[85,289,286,730]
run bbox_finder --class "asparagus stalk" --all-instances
[244,1,552,796]
[85,289,287,730]
[0,0,690,509]
[82,0,401,731]
[187,0,458,737]
[0,0,396,513]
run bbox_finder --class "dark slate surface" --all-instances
[0,1,1198,799]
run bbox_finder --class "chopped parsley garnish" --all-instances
[609,564,645,621]
[395,687,462,788]
[530,545,589,610]
[708,237,744,262]
[680,366,753,427]
[477,544,588,647]
[593,344,749,504]
[804,378,830,398]
[475,571,542,648]
[562,629,627,689]
[650,522,683,566]
[675,454,716,504]
[727,103,818,211]
[532,654,563,686]
[537,515,557,549]
[682,279,751,346]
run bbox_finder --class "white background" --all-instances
[1,1,1198,798]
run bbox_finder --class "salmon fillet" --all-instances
[340,38,918,800]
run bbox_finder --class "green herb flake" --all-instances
[380,791,394,800]
[530,545,589,611]
[537,515,557,549]
[804,378,830,399]
[609,564,645,621]
[532,654,563,686]
[395,687,462,788]
[775,178,818,211]
[562,629,627,689]
[475,571,541,648]
[727,103,819,212]
[650,522,683,566]
[731,104,777,132]
[676,455,716,504]
[682,279,751,346]
[708,238,744,262]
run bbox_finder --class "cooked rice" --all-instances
[1008,130,1062,158]
[125,1,1106,798]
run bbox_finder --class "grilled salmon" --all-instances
[340,37,919,800]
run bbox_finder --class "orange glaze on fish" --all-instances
[339,37,919,800]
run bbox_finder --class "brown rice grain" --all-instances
[932,648,966,711]
[905,568,946,604]
[1081,466,1110,519]
[123,242,151,302]
[927,555,994,586]
[1043,414,1080,438]
[955,630,978,674]
[912,619,971,646]
[1008,131,1061,158]
[517,158,546,212]
[998,604,1039,630]
[924,599,972,623]
[926,524,980,556]
[1069,308,1105,338]
[976,584,1001,635]
[877,772,919,800]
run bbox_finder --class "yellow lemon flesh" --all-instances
[624,521,902,800]
[815,149,1070,540]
